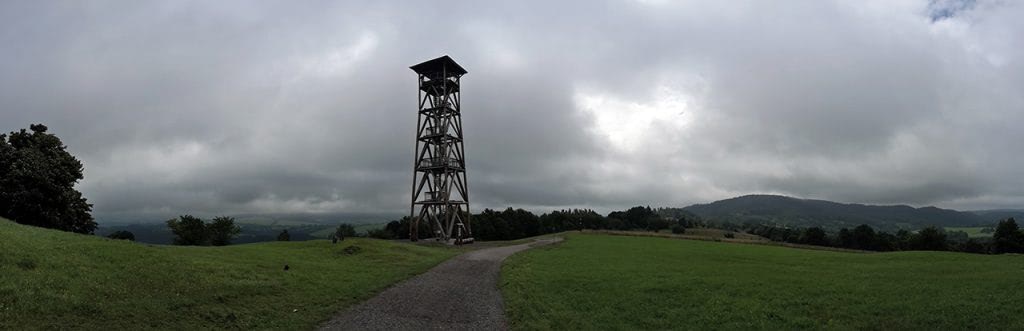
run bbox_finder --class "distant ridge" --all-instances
[681,194,988,230]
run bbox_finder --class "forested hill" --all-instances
[682,195,987,230]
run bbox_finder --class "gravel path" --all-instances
[319,237,562,331]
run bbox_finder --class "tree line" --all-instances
[365,206,1024,255]
[732,218,1024,254]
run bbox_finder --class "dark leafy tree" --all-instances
[956,239,988,254]
[992,218,1024,254]
[472,208,541,240]
[277,229,290,241]
[800,227,829,246]
[578,209,607,229]
[539,210,571,234]
[908,226,948,251]
[167,215,208,246]
[609,206,659,230]
[671,225,686,234]
[383,218,410,239]
[647,218,671,232]
[851,224,878,250]
[894,229,912,250]
[606,217,626,230]
[0,124,96,233]
[506,208,541,237]
[107,230,135,241]
[836,228,853,248]
[208,216,240,246]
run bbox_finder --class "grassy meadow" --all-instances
[0,218,459,330]
[945,226,993,238]
[502,233,1024,330]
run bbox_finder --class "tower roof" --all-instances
[410,55,467,78]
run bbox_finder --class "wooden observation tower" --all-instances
[409,55,472,243]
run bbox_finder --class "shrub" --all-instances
[277,230,290,241]
[671,225,686,234]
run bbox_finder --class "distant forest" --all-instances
[97,195,1024,255]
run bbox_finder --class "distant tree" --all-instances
[501,207,540,237]
[894,229,913,250]
[539,210,572,234]
[992,218,1024,254]
[647,218,671,232]
[851,224,878,250]
[277,229,290,241]
[908,226,948,251]
[800,227,829,246]
[836,228,853,248]
[208,216,240,246]
[616,206,659,230]
[606,217,626,231]
[382,218,410,239]
[578,209,607,230]
[0,124,96,234]
[107,230,135,241]
[956,239,988,254]
[671,225,686,234]
[473,210,498,240]
[167,215,208,246]
[335,223,357,239]
[882,232,902,251]
[491,217,512,240]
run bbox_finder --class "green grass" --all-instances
[0,218,459,330]
[502,233,1024,330]
[946,227,993,238]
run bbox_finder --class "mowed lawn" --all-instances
[0,218,459,330]
[502,233,1024,330]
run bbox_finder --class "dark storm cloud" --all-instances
[1,0,1022,222]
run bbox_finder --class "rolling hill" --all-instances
[0,218,458,330]
[681,195,988,230]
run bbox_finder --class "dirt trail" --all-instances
[319,237,562,331]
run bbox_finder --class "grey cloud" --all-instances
[1,0,1023,222]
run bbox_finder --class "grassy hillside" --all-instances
[0,218,459,330]
[683,194,984,230]
[502,233,1024,330]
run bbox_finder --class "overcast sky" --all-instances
[2,0,1022,222]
